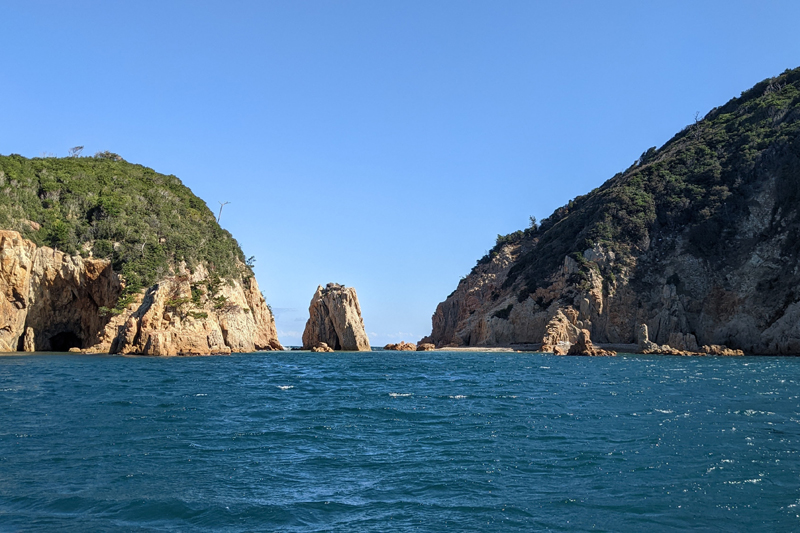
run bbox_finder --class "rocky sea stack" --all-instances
[424,67,800,355]
[302,283,371,351]
[0,154,282,355]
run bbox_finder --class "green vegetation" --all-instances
[473,66,800,296]
[0,153,251,297]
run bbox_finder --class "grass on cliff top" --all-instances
[0,152,250,295]
[476,66,800,297]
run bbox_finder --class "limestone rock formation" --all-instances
[384,341,416,351]
[302,283,371,351]
[567,329,616,356]
[422,68,800,355]
[0,230,283,355]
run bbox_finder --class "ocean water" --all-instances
[1,352,799,532]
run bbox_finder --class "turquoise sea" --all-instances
[1,351,799,531]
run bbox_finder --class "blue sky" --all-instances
[2,1,800,346]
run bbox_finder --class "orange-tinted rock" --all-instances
[384,341,416,351]
[567,329,616,356]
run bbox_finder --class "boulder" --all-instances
[302,283,371,351]
[384,342,416,351]
[310,342,334,353]
[702,344,745,356]
[541,309,581,348]
[567,329,616,356]
[416,342,436,351]
[541,342,570,355]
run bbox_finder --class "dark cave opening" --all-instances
[49,331,82,352]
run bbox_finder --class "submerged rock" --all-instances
[302,283,371,351]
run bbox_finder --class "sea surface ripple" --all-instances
[1,351,799,531]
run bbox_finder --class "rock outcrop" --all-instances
[637,324,660,353]
[302,283,371,351]
[384,341,416,351]
[422,68,800,356]
[416,342,435,351]
[702,345,745,356]
[0,230,283,355]
[310,342,334,353]
[567,329,616,356]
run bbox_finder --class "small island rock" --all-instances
[384,341,416,351]
[302,283,371,351]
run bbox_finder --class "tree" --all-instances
[68,146,84,157]
[528,216,538,230]
[217,201,230,223]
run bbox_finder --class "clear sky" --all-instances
[2,1,800,346]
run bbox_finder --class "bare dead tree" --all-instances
[68,146,84,157]
[217,201,230,223]
[693,111,702,140]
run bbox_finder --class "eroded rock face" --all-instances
[302,283,370,351]
[0,230,120,352]
[422,69,800,356]
[567,329,616,356]
[424,177,800,356]
[0,230,283,355]
[0,231,36,351]
[103,264,283,356]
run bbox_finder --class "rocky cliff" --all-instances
[302,283,371,351]
[0,152,284,355]
[0,230,282,354]
[424,67,800,355]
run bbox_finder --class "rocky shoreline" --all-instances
[0,230,282,356]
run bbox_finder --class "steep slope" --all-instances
[0,154,282,354]
[424,67,800,355]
